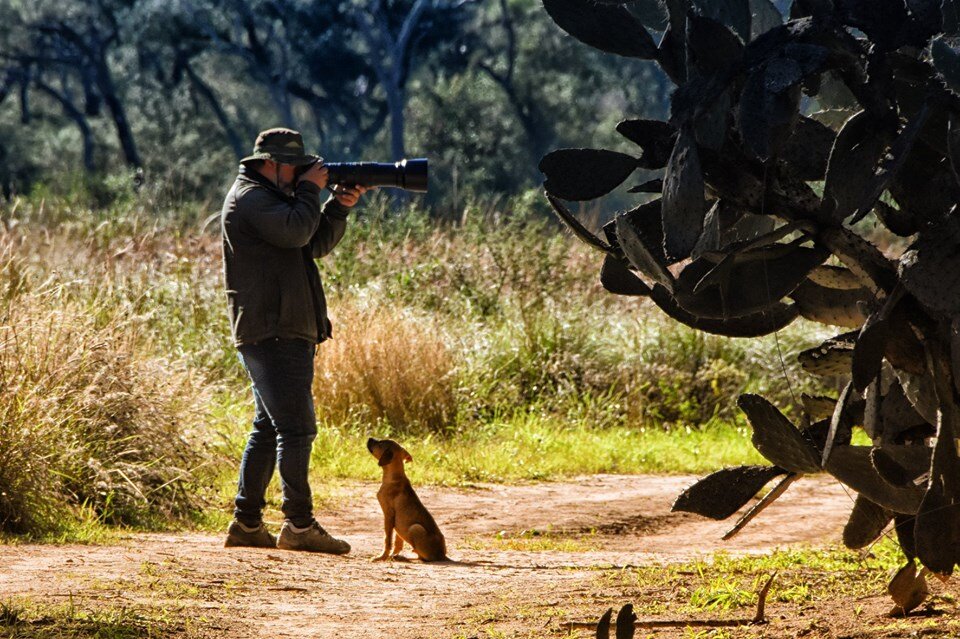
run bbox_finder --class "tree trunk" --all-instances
[386,83,406,161]
[479,65,553,181]
[35,80,95,171]
[19,72,30,124]
[184,63,245,161]
[269,82,296,130]
[94,57,141,167]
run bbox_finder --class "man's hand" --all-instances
[298,161,329,190]
[330,184,370,208]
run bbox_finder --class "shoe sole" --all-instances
[276,541,350,554]
[224,538,276,548]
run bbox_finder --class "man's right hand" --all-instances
[298,161,329,190]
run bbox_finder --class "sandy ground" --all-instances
[0,474,949,638]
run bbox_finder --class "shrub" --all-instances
[0,280,212,534]
[312,297,457,433]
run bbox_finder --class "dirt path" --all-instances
[0,475,876,638]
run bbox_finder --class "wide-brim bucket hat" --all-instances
[240,127,322,166]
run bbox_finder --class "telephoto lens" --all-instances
[325,158,428,193]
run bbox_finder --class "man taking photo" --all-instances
[220,127,367,553]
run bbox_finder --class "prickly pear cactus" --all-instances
[540,0,960,580]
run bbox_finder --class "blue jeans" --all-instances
[234,337,317,528]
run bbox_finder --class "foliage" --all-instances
[539,0,960,581]
[0,0,666,209]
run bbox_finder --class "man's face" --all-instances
[262,159,297,192]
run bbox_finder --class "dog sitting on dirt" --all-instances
[366,437,448,562]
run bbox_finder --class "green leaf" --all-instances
[872,446,932,488]
[693,0,751,41]
[545,195,614,253]
[899,214,960,316]
[790,280,869,328]
[673,465,786,519]
[806,265,861,290]
[599,255,652,296]
[914,391,960,574]
[616,201,676,292]
[648,285,800,337]
[821,111,891,223]
[616,119,677,169]
[780,116,835,180]
[825,446,925,514]
[661,127,707,261]
[843,495,894,549]
[542,0,660,58]
[738,64,802,162]
[687,14,744,74]
[797,332,856,376]
[738,394,822,473]
[540,149,639,201]
[674,244,828,320]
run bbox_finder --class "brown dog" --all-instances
[366,437,447,562]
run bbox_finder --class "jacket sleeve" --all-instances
[239,182,324,248]
[309,196,350,258]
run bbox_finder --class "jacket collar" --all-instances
[237,164,295,200]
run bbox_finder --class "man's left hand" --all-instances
[331,184,370,208]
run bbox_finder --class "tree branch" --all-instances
[33,76,95,170]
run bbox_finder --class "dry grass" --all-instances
[0,243,214,534]
[313,297,458,433]
[0,197,835,536]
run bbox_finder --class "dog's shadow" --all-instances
[388,556,558,571]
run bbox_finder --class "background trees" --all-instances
[0,0,670,207]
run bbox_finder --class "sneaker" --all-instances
[224,520,276,548]
[276,520,351,555]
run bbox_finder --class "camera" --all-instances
[302,158,428,193]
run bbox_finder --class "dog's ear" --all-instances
[378,447,395,467]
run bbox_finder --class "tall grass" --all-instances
[0,236,214,535]
[0,192,833,535]
[314,298,457,432]
[322,204,828,431]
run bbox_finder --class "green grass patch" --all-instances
[0,598,187,638]
[304,416,766,486]
[596,539,908,617]
[459,527,599,552]
[450,540,960,639]
[0,518,127,546]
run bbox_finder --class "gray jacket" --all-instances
[220,165,349,346]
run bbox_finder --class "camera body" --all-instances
[301,158,428,193]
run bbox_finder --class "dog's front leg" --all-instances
[391,532,404,558]
[372,516,394,561]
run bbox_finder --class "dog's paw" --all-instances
[390,554,410,562]
[371,554,391,562]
